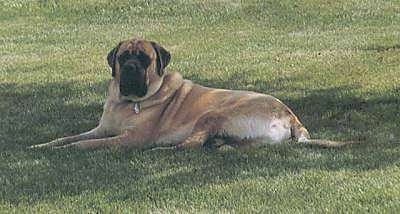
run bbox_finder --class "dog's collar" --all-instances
[133,102,141,114]
[123,100,141,114]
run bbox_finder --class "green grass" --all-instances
[1,0,400,212]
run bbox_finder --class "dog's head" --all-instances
[107,38,171,101]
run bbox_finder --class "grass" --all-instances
[1,0,399,212]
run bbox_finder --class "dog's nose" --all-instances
[124,64,137,72]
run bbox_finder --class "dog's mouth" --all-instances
[119,63,148,98]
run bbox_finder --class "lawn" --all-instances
[1,0,399,212]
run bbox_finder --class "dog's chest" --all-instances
[100,101,150,134]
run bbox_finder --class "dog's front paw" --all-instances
[28,142,53,149]
[28,138,65,149]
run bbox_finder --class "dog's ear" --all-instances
[107,42,122,77]
[151,41,171,76]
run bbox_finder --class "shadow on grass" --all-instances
[363,44,400,52]
[0,81,109,150]
[0,74,399,205]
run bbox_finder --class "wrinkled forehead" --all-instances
[117,39,156,59]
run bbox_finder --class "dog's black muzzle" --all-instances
[119,63,147,97]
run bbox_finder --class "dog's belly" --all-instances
[221,116,292,144]
[151,115,292,147]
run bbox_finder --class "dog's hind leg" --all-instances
[176,130,210,149]
[145,131,211,151]
[29,126,107,149]
[175,113,225,149]
[145,132,212,151]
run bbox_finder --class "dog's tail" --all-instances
[290,116,358,148]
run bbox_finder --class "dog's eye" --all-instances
[118,52,130,65]
[137,51,151,68]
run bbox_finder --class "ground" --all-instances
[0,0,399,212]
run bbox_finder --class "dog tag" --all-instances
[133,102,141,114]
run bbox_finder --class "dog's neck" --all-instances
[111,72,185,113]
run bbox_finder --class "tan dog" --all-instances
[31,38,354,150]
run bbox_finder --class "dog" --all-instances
[30,38,355,150]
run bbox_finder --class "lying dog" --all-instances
[31,38,355,150]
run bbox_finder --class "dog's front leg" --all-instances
[29,126,107,149]
[54,130,147,150]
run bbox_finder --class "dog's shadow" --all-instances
[1,74,399,204]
